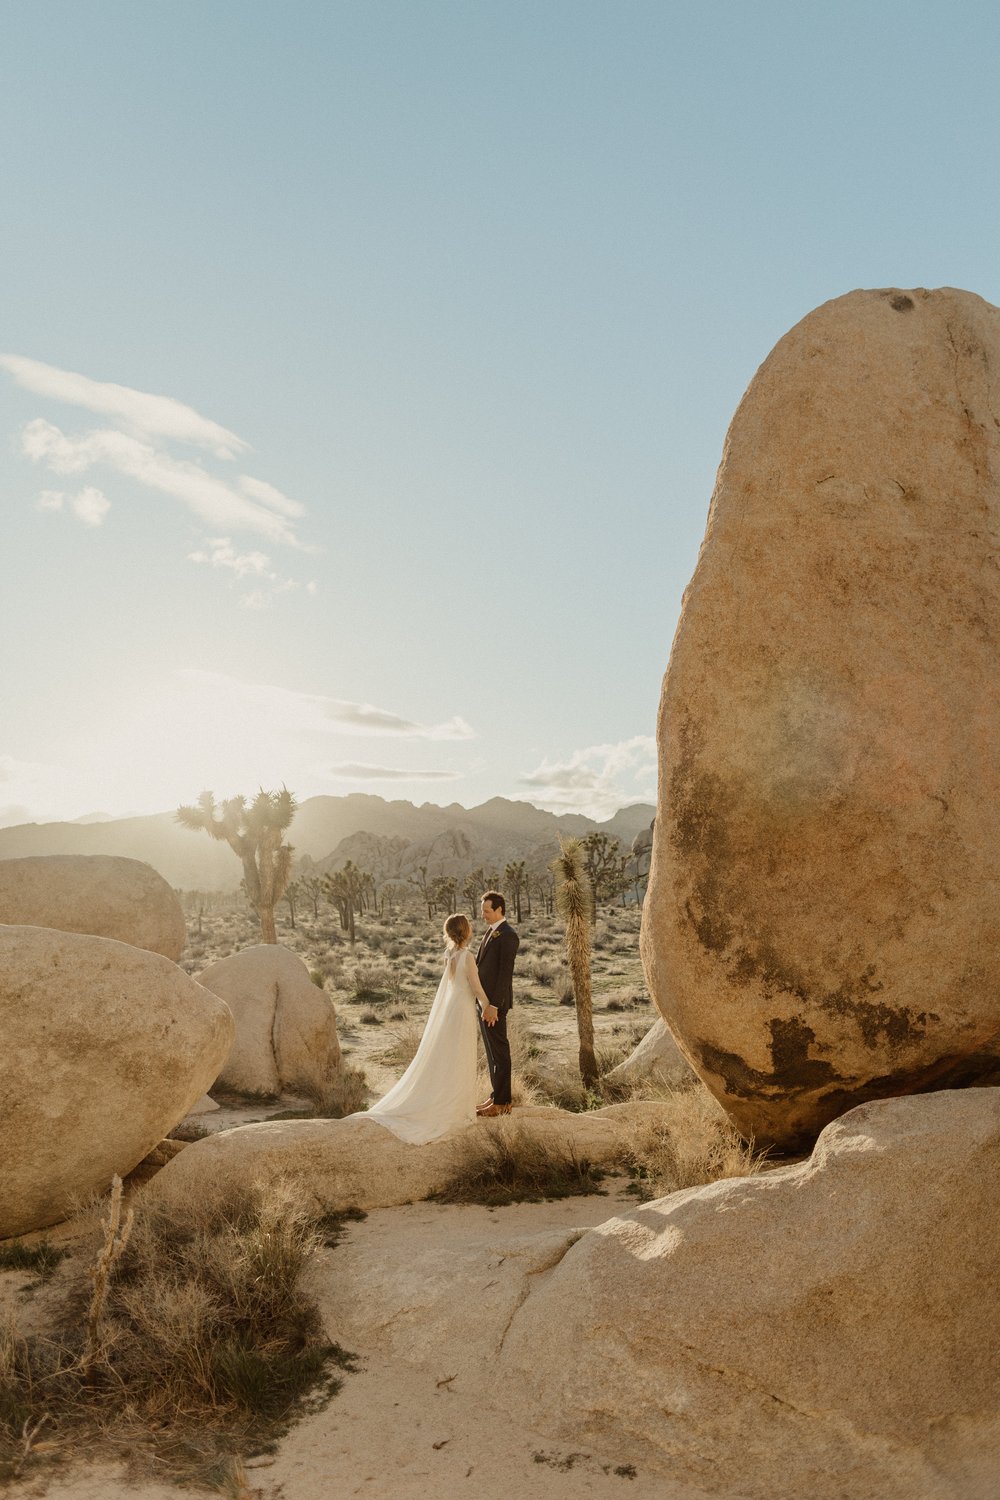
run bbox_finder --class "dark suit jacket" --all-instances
[476,921,519,1010]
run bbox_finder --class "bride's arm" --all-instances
[465,949,492,1007]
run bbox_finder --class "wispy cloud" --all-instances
[0,352,246,457]
[21,420,301,545]
[329,763,461,781]
[515,735,656,819]
[35,485,111,526]
[3,355,316,597]
[178,670,475,741]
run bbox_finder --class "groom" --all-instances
[476,890,520,1117]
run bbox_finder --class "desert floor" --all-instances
[180,900,657,1118]
[4,902,710,1499]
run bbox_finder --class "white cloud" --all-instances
[515,735,656,820]
[330,763,461,781]
[21,419,301,545]
[238,475,305,519]
[71,486,111,526]
[188,538,274,578]
[34,485,111,526]
[0,352,246,457]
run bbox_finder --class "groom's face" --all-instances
[481,897,499,924]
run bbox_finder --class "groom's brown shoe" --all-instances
[476,1096,494,1115]
[479,1102,512,1117]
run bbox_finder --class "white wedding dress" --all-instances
[363,946,484,1144]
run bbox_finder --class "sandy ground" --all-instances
[5,1188,721,1500]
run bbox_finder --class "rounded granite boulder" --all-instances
[0,925,234,1238]
[642,287,1000,1148]
[0,854,187,960]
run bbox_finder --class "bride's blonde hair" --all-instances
[444,912,472,948]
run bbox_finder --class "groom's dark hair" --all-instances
[482,890,506,915]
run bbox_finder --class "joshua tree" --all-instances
[176,788,297,944]
[323,861,370,944]
[503,860,527,923]
[431,874,459,914]
[302,874,324,921]
[284,877,301,928]
[463,866,487,914]
[551,837,598,1088]
[581,830,624,910]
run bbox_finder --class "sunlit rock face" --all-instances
[0,854,187,961]
[641,287,1000,1149]
[497,1090,1000,1499]
[197,944,342,1099]
[0,926,233,1238]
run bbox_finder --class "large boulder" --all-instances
[197,944,341,1099]
[643,286,1000,1149]
[497,1088,1000,1498]
[0,926,234,1238]
[0,854,186,960]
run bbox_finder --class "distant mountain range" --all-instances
[0,794,656,891]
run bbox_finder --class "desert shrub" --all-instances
[0,1178,354,1486]
[528,959,561,987]
[619,1087,766,1198]
[378,1022,423,1070]
[309,969,326,989]
[352,963,402,1005]
[558,987,575,1006]
[432,1124,605,1206]
[359,1007,383,1025]
[312,950,345,987]
[0,1239,68,1282]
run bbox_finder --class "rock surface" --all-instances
[498,1088,1000,1499]
[605,1017,693,1088]
[0,854,187,960]
[145,1101,671,1215]
[642,286,1000,1147]
[197,944,341,1099]
[0,926,234,1238]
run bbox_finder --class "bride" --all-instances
[362,912,493,1144]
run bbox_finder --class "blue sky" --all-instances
[3,1,999,824]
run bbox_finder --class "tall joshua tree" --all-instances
[176,788,298,945]
[551,837,598,1088]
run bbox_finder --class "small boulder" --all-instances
[605,1017,694,1088]
[497,1088,1000,1499]
[0,854,186,960]
[0,925,234,1238]
[197,944,341,1099]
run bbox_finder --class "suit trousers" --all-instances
[479,1002,512,1105]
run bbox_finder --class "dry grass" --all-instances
[0,1177,354,1486]
[352,962,403,1005]
[270,1064,370,1121]
[619,1086,767,1198]
[432,1124,605,1206]
[377,1021,423,1070]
